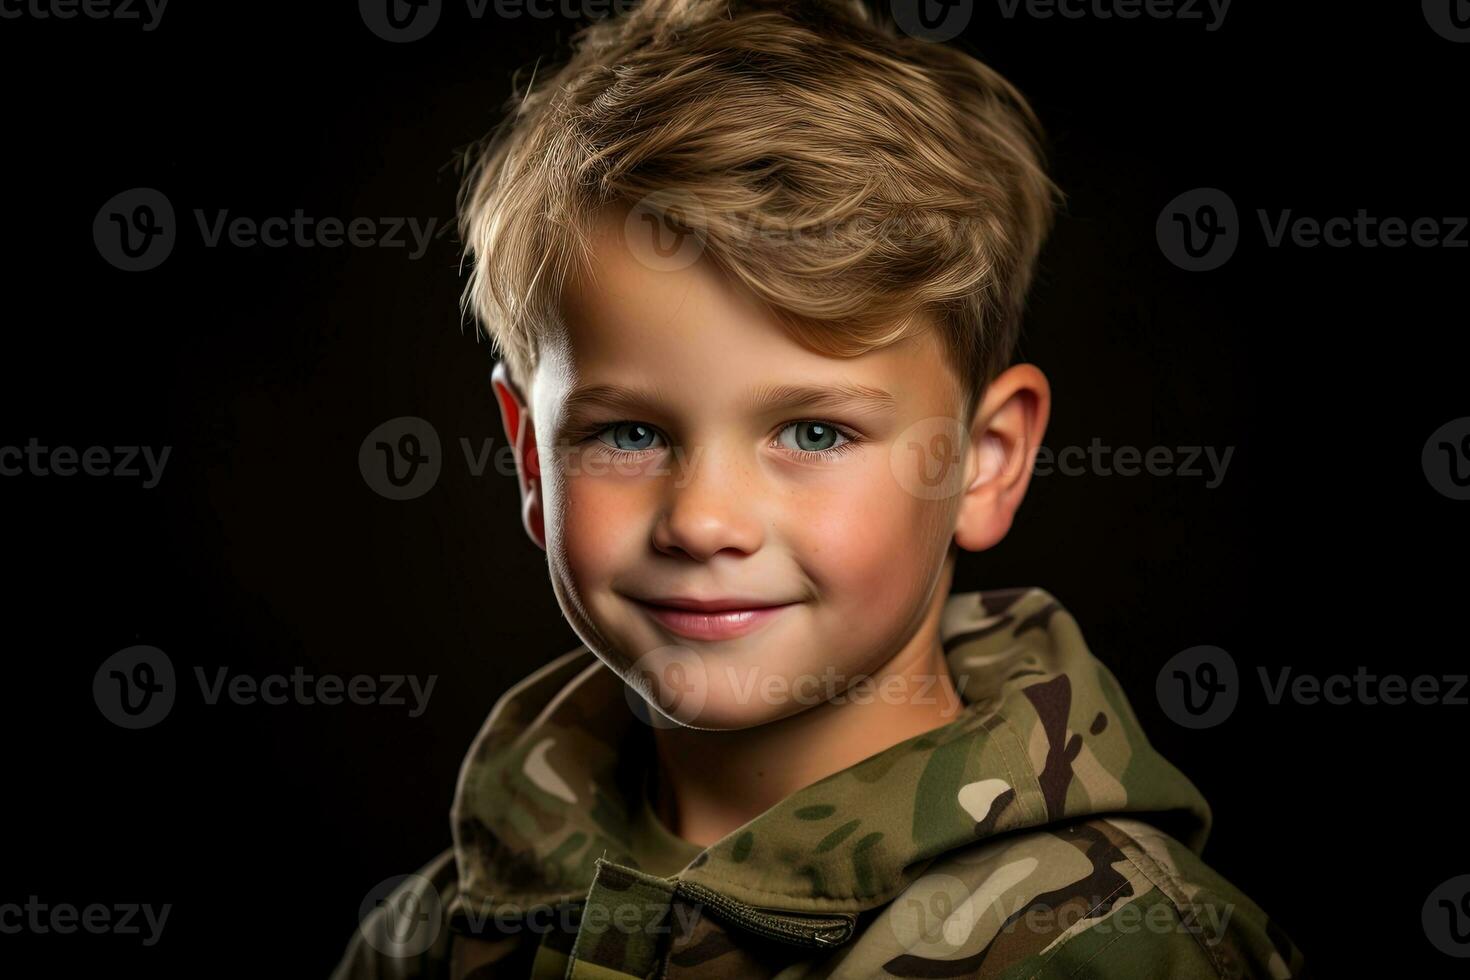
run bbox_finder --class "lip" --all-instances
[632,597,799,641]
[639,595,795,613]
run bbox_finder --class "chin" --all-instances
[658,691,812,731]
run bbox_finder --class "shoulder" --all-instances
[1092,816,1304,978]
[837,817,1305,980]
[328,848,460,980]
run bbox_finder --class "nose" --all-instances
[651,439,765,561]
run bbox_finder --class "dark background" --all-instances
[1,1,1464,974]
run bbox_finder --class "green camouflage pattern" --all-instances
[330,586,1306,978]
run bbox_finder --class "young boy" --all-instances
[332,0,1305,976]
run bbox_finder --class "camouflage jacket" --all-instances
[330,586,1306,978]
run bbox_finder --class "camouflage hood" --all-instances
[446,586,1213,931]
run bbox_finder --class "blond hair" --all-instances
[457,0,1061,419]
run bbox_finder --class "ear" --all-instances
[953,364,1051,553]
[491,360,546,551]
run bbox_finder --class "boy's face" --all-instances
[495,204,1044,730]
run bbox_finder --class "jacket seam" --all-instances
[1105,822,1229,978]
[990,712,1050,826]
[1023,876,1136,980]
[1061,928,1129,979]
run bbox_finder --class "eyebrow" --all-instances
[561,381,898,419]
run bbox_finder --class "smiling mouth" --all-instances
[632,598,799,641]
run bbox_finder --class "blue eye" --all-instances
[776,420,855,457]
[596,422,662,452]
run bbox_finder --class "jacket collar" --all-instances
[449,587,1211,917]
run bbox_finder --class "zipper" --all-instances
[675,880,856,948]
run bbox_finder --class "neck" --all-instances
[649,561,965,848]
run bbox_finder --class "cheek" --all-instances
[557,473,652,587]
[788,458,947,600]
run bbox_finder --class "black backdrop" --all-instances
[2,1,1466,975]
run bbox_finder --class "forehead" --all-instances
[547,204,956,411]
